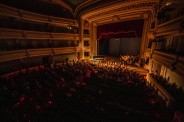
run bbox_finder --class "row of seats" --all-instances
[0,61,173,121]
[151,73,184,112]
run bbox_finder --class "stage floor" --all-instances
[99,55,149,75]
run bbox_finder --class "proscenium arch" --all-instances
[79,0,158,59]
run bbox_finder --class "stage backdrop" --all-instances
[109,38,141,56]
[97,19,144,56]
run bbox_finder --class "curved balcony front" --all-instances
[0,47,79,63]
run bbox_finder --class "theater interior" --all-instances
[0,0,184,121]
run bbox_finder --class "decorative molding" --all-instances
[80,0,158,59]
[143,13,149,19]
[157,16,183,28]
[0,28,79,40]
[0,47,79,62]
[75,0,101,15]
[174,56,184,78]
[0,4,78,27]
[152,50,177,69]
[147,32,155,39]
[147,73,174,107]
[50,0,73,13]
[155,16,184,37]
[85,1,157,21]
[145,48,151,57]
[112,15,120,22]
[95,13,143,26]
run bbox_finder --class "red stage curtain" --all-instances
[97,19,144,40]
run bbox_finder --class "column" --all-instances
[140,13,152,58]
[91,22,97,56]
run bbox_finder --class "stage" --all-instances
[92,55,149,76]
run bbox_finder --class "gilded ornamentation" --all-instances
[112,15,120,22]
[86,2,157,20]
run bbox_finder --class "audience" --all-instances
[0,61,175,121]
[151,73,184,113]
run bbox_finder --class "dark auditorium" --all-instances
[0,0,184,121]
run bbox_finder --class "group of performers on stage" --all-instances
[120,55,139,65]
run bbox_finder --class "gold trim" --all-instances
[0,28,79,40]
[0,4,78,27]
[0,47,79,62]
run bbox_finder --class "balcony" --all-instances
[0,4,78,27]
[174,56,184,78]
[157,0,184,26]
[151,49,184,79]
[152,50,177,68]
[156,17,183,37]
[0,47,79,62]
[147,74,174,108]
[0,28,79,40]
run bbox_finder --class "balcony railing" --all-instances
[152,50,177,68]
[0,47,79,62]
[155,16,183,37]
[174,56,184,78]
[0,4,78,27]
[151,50,184,79]
[0,28,79,40]
[147,74,175,108]
[0,18,76,33]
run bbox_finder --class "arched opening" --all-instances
[97,19,144,56]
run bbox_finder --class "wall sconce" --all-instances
[67,26,72,30]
